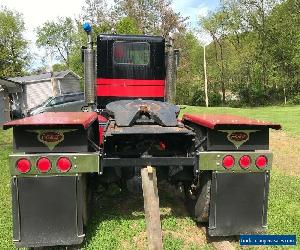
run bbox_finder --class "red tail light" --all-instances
[37,157,51,173]
[159,141,166,151]
[57,157,72,172]
[239,155,251,169]
[222,155,235,169]
[256,155,268,169]
[16,158,31,173]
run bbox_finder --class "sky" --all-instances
[0,0,219,69]
[172,0,220,44]
[173,0,219,26]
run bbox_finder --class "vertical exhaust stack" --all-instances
[83,22,96,111]
[166,33,176,103]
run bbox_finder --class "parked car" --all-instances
[28,92,86,116]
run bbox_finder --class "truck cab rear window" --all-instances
[113,42,150,65]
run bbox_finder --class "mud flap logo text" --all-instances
[219,130,259,149]
[28,129,76,150]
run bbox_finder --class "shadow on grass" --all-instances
[37,181,238,249]
[82,182,190,248]
[198,222,238,245]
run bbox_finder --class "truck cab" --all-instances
[96,34,166,108]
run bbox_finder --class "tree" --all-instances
[197,0,300,106]
[223,0,280,88]
[200,11,228,104]
[36,17,76,67]
[80,0,114,35]
[156,0,187,36]
[52,63,69,72]
[0,7,29,77]
[115,16,141,34]
[113,0,187,36]
[175,32,204,105]
[266,0,300,103]
[81,0,111,25]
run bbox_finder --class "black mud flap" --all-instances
[208,172,269,236]
[12,175,85,248]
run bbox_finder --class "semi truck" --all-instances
[3,23,281,248]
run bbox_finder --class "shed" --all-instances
[0,78,23,126]
[9,70,81,111]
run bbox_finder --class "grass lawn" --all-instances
[0,105,299,249]
[0,129,13,250]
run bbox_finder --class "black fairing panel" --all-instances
[208,172,269,236]
[12,176,85,248]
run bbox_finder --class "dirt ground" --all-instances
[270,130,300,176]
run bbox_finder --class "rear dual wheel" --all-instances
[185,171,212,223]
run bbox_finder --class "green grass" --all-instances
[0,105,299,249]
[0,129,13,250]
[268,172,300,236]
[80,186,212,250]
[181,105,300,137]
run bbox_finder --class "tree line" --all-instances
[0,0,299,106]
[200,0,300,106]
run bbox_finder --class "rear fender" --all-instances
[182,113,281,151]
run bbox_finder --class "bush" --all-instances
[287,94,300,105]
[209,92,222,106]
[175,80,196,105]
[236,83,286,106]
[191,89,205,106]
[190,89,222,107]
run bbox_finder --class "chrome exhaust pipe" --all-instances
[83,22,96,110]
[166,34,175,103]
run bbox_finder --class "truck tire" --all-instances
[185,171,211,223]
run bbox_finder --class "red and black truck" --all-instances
[3,23,281,248]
